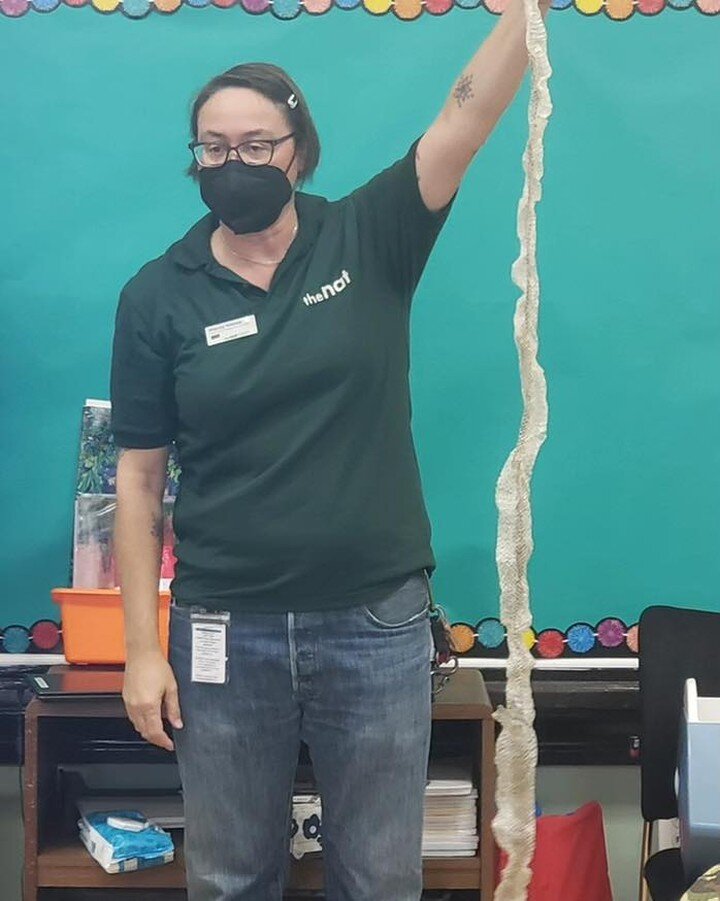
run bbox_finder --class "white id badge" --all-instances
[205,315,258,347]
[190,611,230,684]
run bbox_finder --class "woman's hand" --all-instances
[123,649,183,752]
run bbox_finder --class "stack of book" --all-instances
[422,760,479,858]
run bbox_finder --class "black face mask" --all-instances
[199,156,294,236]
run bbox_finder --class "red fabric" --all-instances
[496,802,614,901]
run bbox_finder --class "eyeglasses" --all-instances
[188,133,295,168]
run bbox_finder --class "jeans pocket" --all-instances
[168,604,203,668]
[361,571,430,629]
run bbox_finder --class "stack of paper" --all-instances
[423,760,479,858]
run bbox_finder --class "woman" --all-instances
[112,3,548,898]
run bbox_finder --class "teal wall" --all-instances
[1,8,718,631]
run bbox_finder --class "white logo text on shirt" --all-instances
[302,270,352,306]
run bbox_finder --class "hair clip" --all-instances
[287,94,299,110]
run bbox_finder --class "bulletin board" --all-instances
[0,7,718,656]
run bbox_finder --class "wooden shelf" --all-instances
[289,853,483,892]
[431,669,492,720]
[37,838,481,891]
[26,668,495,899]
[38,838,188,889]
[32,668,492,721]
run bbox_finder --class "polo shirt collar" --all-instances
[168,191,325,274]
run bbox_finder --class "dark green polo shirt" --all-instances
[110,138,453,613]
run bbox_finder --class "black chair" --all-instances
[638,605,720,901]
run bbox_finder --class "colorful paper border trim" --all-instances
[1,615,640,659]
[1,0,717,18]
[450,616,641,658]
[1,621,62,654]
[1,616,641,658]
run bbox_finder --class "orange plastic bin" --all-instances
[52,588,170,665]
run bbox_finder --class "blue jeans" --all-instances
[169,569,434,901]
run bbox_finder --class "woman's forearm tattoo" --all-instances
[151,513,164,546]
[453,73,474,109]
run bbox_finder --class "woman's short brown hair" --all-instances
[186,62,320,186]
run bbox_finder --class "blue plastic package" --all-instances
[78,809,174,874]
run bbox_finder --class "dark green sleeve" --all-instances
[347,136,456,300]
[110,283,177,449]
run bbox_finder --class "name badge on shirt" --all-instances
[205,315,258,347]
[190,611,230,684]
